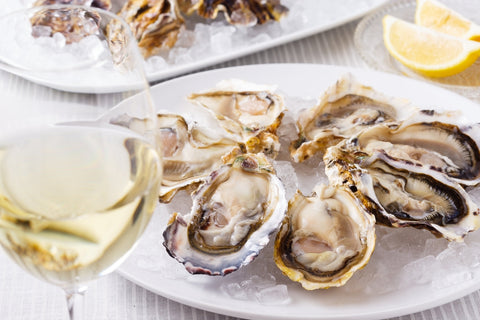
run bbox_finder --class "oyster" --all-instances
[290,74,414,162]
[324,147,480,241]
[177,0,288,26]
[157,114,241,202]
[345,120,480,186]
[116,0,184,58]
[188,80,286,158]
[163,153,287,275]
[274,183,376,290]
[30,7,101,43]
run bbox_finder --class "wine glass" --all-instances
[0,4,162,319]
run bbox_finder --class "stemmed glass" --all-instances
[0,5,162,319]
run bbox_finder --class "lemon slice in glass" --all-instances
[415,0,480,41]
[383,15,480,77]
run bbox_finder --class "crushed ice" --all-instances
[142,0,379,74]
[0,13,110,71]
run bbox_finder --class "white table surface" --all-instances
[1,4,480,319]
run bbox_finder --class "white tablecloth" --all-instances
[1,12,480,320]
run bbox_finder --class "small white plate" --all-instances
[117,64,480,320]
[0,0,389,91]
[355,0,480,100]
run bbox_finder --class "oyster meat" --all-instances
[157,113,241,202]
[325,147,480,241]
[188,80,286,158]
[290,74,414,162]
[163,153,287,275]
[116,0,184,58]
[177,0,288,26]
[274,183,376,290]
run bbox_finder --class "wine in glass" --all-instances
[0,4,162,319]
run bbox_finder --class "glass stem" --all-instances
[65,287,87,320]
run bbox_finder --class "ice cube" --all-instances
[78,35,106,60]
[364,272,403,295]
[249,274,276,289]
[145,55,168,71]
[250,33,271,44]
[255,285,291,305]
[402,255,437,285]
[34,35,56,49]
[343,269,375,293]
[432,271,473,289]
[53,32,66,49]
[423,238,448,257]
[210,26,235,54]
[221,282,249,300]
[274,160,298,199]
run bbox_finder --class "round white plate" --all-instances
[117,64,480,320]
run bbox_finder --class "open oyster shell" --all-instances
[274,183,376,290]
[163,153,287,275]
[325,147,480,242]
[177,0,288,26]
[116,0,184,58]
[290,74,414,163]
[188,79,286,158]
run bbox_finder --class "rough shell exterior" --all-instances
[290,73,414,163]
[274,183,376,290]
[177,0,288,26]
[163,153,287,275]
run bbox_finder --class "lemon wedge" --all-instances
[383,15,480,77]
[415,0,480,41]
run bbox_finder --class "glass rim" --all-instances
[0,4,152,94]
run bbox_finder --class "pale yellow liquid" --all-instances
[0,126,162,289]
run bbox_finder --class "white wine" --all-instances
[0,125,162,288]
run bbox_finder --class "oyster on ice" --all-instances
[345,120,480,186]
[188,80,286,158]
[30,6,101,43]
[274,184,376,290]
[324,147,480,241]
[177,0,288,26]
[163,153,287,275]
[290,74,413,162]
[116,0,184,58]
